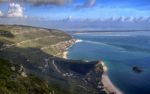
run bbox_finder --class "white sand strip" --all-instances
[63,51,68,59]
[102,74,123,94]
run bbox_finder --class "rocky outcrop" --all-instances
[132,66,143,73]
[35,58,107,94]
[10,64,27,77]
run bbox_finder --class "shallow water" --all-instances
[68,31,150,94]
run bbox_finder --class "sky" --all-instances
[0,0,150,30]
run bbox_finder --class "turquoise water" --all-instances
[68,31,150,94]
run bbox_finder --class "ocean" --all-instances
[68,31,150,94]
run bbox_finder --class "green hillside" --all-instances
[0,25,75,64]
[0,58,75,94]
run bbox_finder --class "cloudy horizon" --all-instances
[0,0,150,30]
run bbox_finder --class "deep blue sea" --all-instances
[68,31,150,94]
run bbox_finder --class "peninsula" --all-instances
[0,25,117,94]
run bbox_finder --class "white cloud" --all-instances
[27,0,72,5]
[7,3,25,17]
[0,10,4,17]
[0,0,73,5]
[77,0,96,8]
[85,0,96,7]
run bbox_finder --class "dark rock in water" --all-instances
[132,66,143,73]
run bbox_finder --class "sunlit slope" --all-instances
[0,25,75,64]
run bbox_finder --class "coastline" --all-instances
[63,51,68,59]
[63,38,122,94]
[62,39,83,59]
[102,74,123,94]
[101,62,123,94]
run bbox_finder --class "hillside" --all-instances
[0,25,75,60]
[0,58,75,94]
[0,25,107,94]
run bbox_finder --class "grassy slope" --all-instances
[0,25,71,53]
[0,25,73,64]
[0,58,74,94]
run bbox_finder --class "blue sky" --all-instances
[0,0,150,30]
[0,0,150,20]
[26,0,150,20]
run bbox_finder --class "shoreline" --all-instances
[102,74,123,94]
[101,61,123,94]
[63,51,68,59]
[63,39,122,94]
[62,39,83,59]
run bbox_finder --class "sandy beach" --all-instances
[63,51,68,59]
[102,73,123,94]
[99,61,123,94]
[62,39,83,59]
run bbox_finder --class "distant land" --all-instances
[68,30,150,34]
[0,25,112,94]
